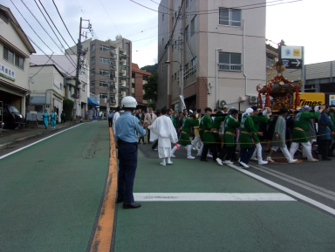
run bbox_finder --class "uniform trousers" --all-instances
[201,144,217,161]
[290,142,313,160]
[240,148,255,164]
[117,142,138,203]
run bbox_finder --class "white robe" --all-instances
[148,116,178,158]
[112,112,120,135]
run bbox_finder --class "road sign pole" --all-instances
[301,46,305,92]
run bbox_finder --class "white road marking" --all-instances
[134,193,296,202]
[227,163,335,216]
[0,124,83,160]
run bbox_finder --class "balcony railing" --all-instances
[218,63,242,71]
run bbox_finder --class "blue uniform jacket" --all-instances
[318,113,333,140]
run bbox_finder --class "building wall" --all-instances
[158,0,266,111]
[0,8,35,115]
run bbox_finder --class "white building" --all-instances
[158,0,266,111]
[29,55,89,119]
[0,4,36,115]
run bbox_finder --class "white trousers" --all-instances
[271,146,292,161]
[290,142,313,161]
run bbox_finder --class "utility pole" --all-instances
[179,3,185,110]
[74,17,83,121]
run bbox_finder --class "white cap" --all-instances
[189,109,193,114]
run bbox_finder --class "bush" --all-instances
[63,98,74,121]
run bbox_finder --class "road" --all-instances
[1,121,335,252]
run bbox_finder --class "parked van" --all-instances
[3,104,26,129]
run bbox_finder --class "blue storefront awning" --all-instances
[87,97,100,107]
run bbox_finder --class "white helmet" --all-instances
[121,96,138,109]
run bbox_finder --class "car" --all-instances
[3,104,26,129]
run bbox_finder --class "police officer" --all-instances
[114,96,146,209]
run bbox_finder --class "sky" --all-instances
[2,0,334,68]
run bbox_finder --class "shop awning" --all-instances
[87,97,100,107]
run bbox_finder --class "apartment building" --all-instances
[0,4,36,115]
[67,35,132,112]
[132,63,151,111]
[158,0,266,111]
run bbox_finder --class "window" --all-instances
[110,49,116,58]
[100,57,109,64]
[191,16,197,36]
[3,47,24,69]
[91,68,95,77]
[100,69,109,76]
[219,8,241,27]
[267,58,274,67]
[186,0,189,8]
[14,54,24,69]
[184,63,189,79]
[174,73,177,80]
[100,93,107,99]
[219,52,242,71]
[91,56,95,64]
[91,81,95,89]
[100,45,109,52]
[99,81,108,87]
[185,26,189,42]
[162,38,164,46]
[162,13,164,22]
[91,44,96,52]
[191,57,197,75]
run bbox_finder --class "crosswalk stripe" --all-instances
[134,193,296,202]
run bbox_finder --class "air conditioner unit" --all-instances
[249,96,258,104]
[217,100,227,109]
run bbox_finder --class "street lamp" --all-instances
[165,60,185,110]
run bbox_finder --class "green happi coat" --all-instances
[292,111,319,143]
[239,114,258,149]
[200,114,215,145]
[329,111,335,131]
[178,118,199,146]
[223,115,240,147]
[213,115,225,144]
[251,114,268,143]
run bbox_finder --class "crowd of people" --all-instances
[118,104,335,169]
[112,96,335,209]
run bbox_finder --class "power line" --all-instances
[10,0,55,54]
[51,0,77,45]
[37,0,77,56]
[29,52,55,78]
[19,0,76,68]
[130,0,167,14]
[28,36,76,77]
[33,0,77,67]
[98,0,120,35]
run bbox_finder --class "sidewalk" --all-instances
[0,120,93,150]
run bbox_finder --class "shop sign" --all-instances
[0,62,15,81]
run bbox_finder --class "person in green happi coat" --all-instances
[289,105,320,161]
[239,108,258,168]
[249,106,271,165]
[216,109,240,166]
[212,111,225,155]
[171,114,199,159]
[200,107,217,162]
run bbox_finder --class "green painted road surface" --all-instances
[115,146,335,252]
[0,122,109,252]
[1,121,335,252]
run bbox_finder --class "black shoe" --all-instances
[123,202,141,209]
[322,157,332,161]
[200,159,208,162]
[116,198,124,203]
[328,153,335,157]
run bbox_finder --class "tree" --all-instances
[63,98,74,121]
[143,72,158,109]
[140,64,158,75]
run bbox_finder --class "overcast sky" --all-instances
[2,0,334,68]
